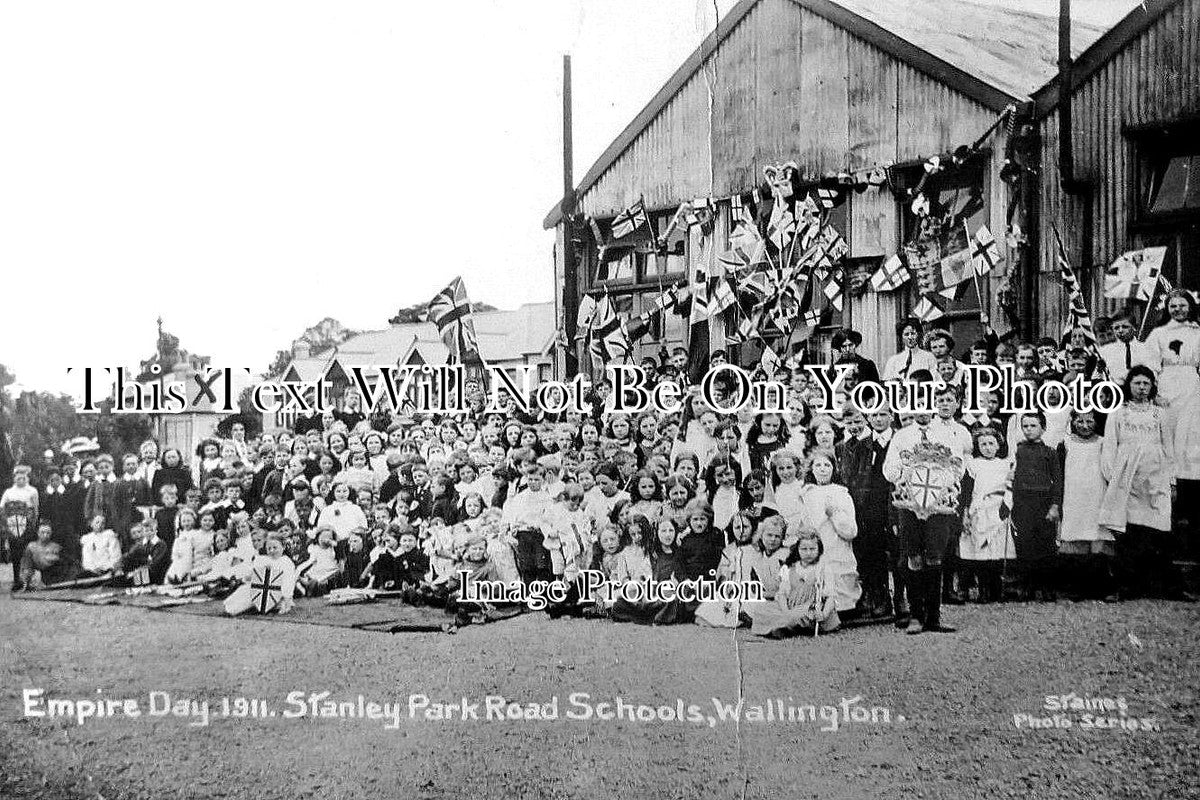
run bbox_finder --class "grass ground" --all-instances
[1,586,1197,800]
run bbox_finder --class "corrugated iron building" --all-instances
[1034,0,1200,336]
[546,0,1115,374]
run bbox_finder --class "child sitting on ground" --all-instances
[750,532,840,637]
[80,514,121,576]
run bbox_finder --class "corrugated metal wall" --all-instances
[562,0,1009,368]
[1038,0,1200,337]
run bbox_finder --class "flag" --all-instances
[623,313,653,344]
[660,202,691,246]
[610,199,652,242]
[759,342,782,376]
[794,196,821,252]
[588,292,631,363]
[970,225,1003,276]
[650,287,677,314]
[1052,224,1096,344]
[689,270,710,324]
[912,296,945,322]
[1104,246,1167,300]
[823,269,844,312]
[576,294,598,331]
[938,225,973,290]
[728,309,763,344]
[871,254,911,292]
[710,276,738,315]
[427,277,480,363]
[738,268,777,304]
[684,197,714,228]
[720,216,767,269]
[1137,273,1173,340]
[813,187,839,209]
[766,201,796,252]
[907,242,941,295]
[809,225,849,271]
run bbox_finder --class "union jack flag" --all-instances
[1052,224,1096,344]
[427,277,480,363]
[588,291,631,364]
[610,199,652,241]
[249,565,285,614]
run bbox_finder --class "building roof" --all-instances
[1031,0,1182,116]
[312,302,556,381]
[544,0,1108,228]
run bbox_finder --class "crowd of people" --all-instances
[4,291,1199,635]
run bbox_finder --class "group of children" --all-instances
[3,314,1195,634]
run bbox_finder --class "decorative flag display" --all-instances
[427,277,480,363]
[1104,246,1167,300]
[871,254,911,292]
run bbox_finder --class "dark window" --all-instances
[1131,122,1200,288]
[1148,155,1200,215]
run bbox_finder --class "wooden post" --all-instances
[560,54,580,377]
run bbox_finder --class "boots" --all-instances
[871,578,893,618]
[893,567,911,629]
[942,565,966,605]
[904,569,925,635]
[923,567,956,633]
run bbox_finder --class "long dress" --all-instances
[695,543,755,628]
[1058,434,1114,554]
[1144,319,1200,435]
[1099,403,1173,533]
[791,483,861,611]
[749,560,840,637]
[960,457,1015,562]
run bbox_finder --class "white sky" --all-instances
[0,0,1137,397]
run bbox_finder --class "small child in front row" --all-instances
[1056,410,1114,599]
[80,514,121,576]
[224,535,297,616]
[1008,412,1063,601]
[959,428,1015,603]
[749,532,840,637]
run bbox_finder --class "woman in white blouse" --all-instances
[1144,289,1200,436]
[882,318,937,382]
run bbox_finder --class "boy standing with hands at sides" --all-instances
[839,404,897,619]
[1007,412,1063,601]
[882,371,965,634]
[502,463,555,584]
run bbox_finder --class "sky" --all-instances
[0,0,1138,397]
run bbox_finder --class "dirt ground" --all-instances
[1,587,1197,800]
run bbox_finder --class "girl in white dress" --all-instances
[1099,367,1178,599]
[960,428,1014,603]
[789,449,860,613]
[768,449,805,537]
[1057,411,1113,598]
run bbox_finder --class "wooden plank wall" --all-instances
[573,0,1007,367]
[1038,0,1200,339]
